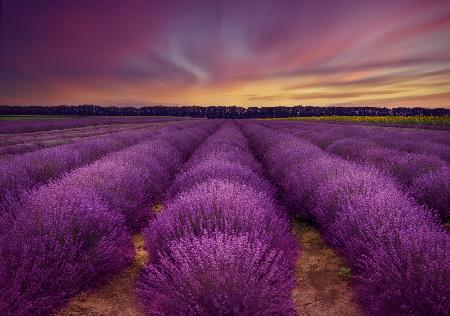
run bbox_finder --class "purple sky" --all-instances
[1,0,450,107]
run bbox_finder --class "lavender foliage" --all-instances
[136,122,297,315]
[264,120,450,221]
[147,179,297,263]
[136,233,296,316]
[0,116,182,134]
[0,122,217,315]
[0,184,133,315]
[242,122,450,315]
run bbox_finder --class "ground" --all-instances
[56,221,362,316]
[55,235,147,316]
[292,221,361,316]
[270,115,450,126]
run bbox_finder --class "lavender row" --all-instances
[296,124,450,162]
[0,121,155,146]
[322,137,448,221]
[0,121,218,315]
[242,123,449,315]
[300,118,450,132]
[0,121,198,204]
[0,122,164,157]
[136,122,298,315]
[0,116,183,134]
[264,121,450,221]
[266,120,450,154]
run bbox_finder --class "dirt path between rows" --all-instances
[292,221,362,316]
[56,234,147,316]
[55,221,361,316]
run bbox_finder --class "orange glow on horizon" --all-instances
[1,1,450,109]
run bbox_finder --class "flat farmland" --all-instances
[280,115,450,128]
[0,118,449,316]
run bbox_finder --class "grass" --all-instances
[152,203,163,214]
[270,116,450,126]
[338,266,352,278]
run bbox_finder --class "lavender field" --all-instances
[0,118,449,316]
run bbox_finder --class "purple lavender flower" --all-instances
[167,159,274,199]
[241,122,450,315]
[136,233,297,316]
[411,166,450,221]
[147,179,297,263]
[0,183,133,315]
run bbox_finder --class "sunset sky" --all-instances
[1,0,450,108]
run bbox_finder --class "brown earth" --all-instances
[292,221,362,316]
[55,218,361,316]
[55,234,148,316]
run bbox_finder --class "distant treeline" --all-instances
[0,104,448,119]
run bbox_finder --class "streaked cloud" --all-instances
[1,0,450,108]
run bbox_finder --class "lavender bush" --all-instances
[355,227,450,315]
[0,121,207,205]
[0,125,162,203]
[268,120,450,221]
[411,166,450,221]
[0,122,158,157]
[0,122,218,315]
[136,233,296,315]
[242,122,450,315]
[137,122,297,315]
[60,124,216,231]
[167,158,274,199]
[0,184,133,315]
[147,179,297,263]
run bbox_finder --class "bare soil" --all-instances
[55,234,148,316]
[292,221,362,316]
[55,220,361,316]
